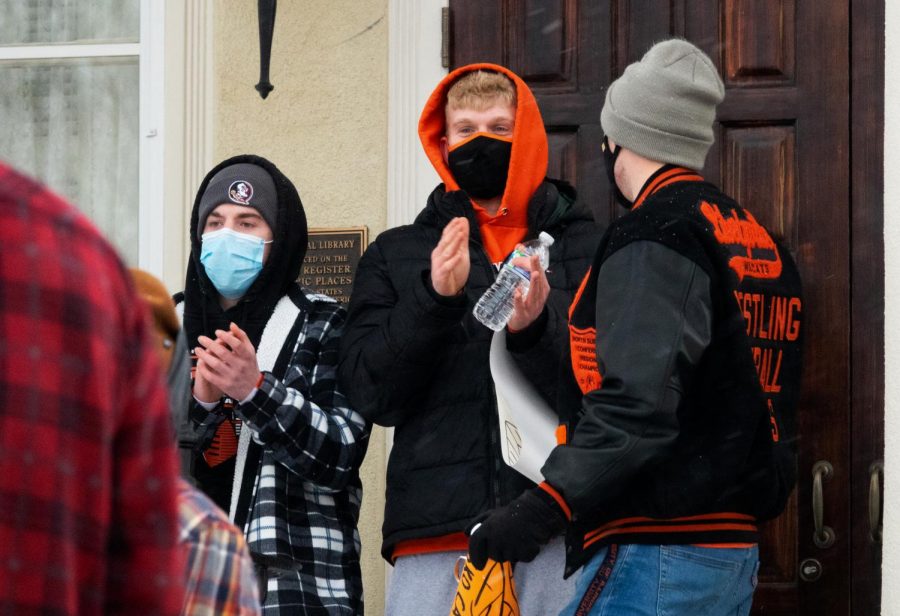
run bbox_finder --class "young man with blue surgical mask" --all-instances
[178,155,370,614]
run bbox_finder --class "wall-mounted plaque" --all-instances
[299,227,368,304]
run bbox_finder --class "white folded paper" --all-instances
[489,329,558,483]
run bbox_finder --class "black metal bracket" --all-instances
[256,0,277,99]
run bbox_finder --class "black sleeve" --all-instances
[541,241,713,513]
[338,239,468,426]
[505,298,568,409]
[237,311,369,491]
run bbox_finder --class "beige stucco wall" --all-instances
[213,1,389,612]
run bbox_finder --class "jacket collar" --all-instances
[632,165,705,209]
[418,178,585,240]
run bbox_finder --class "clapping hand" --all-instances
[195,323,262,402]
[431,217,471,297]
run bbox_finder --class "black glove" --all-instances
[467,486,568,569]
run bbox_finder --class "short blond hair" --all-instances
[446,70,517,112]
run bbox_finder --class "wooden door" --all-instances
[449,1,882,613]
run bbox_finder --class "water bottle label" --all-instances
[505,248,531,280]
[505,263,531,281]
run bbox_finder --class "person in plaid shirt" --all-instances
[0,163,184,614]
[180,155,370,614]
[131,268,261,615]
[178,478,262,615]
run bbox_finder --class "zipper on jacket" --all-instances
[472,238,504,509]
[488,379,503,508]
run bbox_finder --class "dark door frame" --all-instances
[850,0,884,613]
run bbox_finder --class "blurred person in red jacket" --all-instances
[0,163,184,614]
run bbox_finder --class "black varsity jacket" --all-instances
[541,166,803,575]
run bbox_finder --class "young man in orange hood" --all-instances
[339,64,601,613]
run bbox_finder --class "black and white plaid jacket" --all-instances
[196,291,370,614]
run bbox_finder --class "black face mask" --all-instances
[448,134,512,200]
[602,136,633,208]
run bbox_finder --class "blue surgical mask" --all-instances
[200,228,272,300]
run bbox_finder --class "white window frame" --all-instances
[0,0,167,277]
[139,0,166,276]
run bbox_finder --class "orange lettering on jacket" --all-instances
[751,346,783,393]
[700,201,782,281]
[767,399,780,442]
[733,292,802,342]
[569,325,602,394]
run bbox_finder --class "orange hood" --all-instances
[418,63,549,262]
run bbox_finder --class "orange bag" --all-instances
[450,555,520,616]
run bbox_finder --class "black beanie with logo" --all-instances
[196,162,278,239]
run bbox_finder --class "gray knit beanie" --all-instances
[600,39,725,171]
[196,163,278,238]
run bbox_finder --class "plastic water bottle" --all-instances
[473,232,555,331]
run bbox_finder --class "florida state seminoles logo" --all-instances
[228,180,254,205]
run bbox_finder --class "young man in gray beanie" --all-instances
[178,155,370,613]
[467,39,804,615]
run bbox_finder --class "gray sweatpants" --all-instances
[385,536,575,615]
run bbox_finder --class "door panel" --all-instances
[615,0,686,63]
[721,124,798,247]
[722,0,795,84]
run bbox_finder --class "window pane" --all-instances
[0,58,140,263]
[0,0,140,45]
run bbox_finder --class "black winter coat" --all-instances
[338,180,601,560]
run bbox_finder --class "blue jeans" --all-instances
[560,544,759,616]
